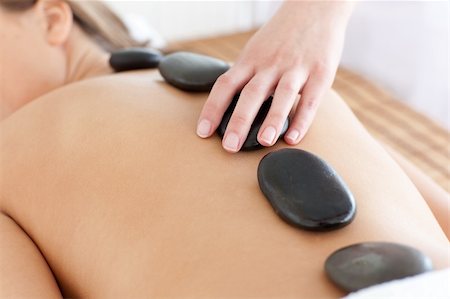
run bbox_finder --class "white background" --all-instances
[108,1,449,129]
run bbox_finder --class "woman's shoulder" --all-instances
[1,70,205,131]
[0,70,208,176]
[30,70,168,110]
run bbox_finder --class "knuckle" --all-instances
[243,81,265,96]
[313,62,332,82]
[291,57,304,68]
[236,57,253,69]
[306,99,317,111]
[231,113,250,127]
[261,64,279,75]
[216,73,236,86]
[314,60,330,73]
[202,98,234,123]
[302,98,317,112]
[278,80,298,94]
[270,51,284,66]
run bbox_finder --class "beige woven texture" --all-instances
[167,31,450,192]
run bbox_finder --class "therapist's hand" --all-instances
[196,1,354,153]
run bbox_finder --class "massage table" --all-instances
[166,30,450,193]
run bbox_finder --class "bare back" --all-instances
[1,70,448,298]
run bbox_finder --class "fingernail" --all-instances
[260,126,277,145]
[286,129,300,143]
[223,132,240,152]
[197,119,211,138]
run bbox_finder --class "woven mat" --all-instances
[167,31,450,192]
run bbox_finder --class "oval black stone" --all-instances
[109,48,163,72]
[158,51,230,92]
[257,148,356,230]
[217,95,289,151]
[325,242,433,292]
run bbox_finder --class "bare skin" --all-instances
[386,146,450,239]
[1,70,449,298]
[198,1,355,152]
[0,1,448,298]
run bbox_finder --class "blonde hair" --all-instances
[1,0,147,51]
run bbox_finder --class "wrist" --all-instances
[279,0,355,24]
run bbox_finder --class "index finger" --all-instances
[196,64,253,138]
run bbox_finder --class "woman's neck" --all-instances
[64,26,113,84]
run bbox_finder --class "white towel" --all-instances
[344,268,450,299]
[120,13,167,49]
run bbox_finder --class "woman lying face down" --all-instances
[0,0,142,119]
[0,1,448,298]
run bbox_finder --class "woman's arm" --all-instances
[0,213,62,298]
[384,146,450,239]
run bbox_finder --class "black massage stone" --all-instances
[325,242,433,292]
[217,95,289,151]
[158,51,230,92]
[109,48,163,72]
[257,148,356,230]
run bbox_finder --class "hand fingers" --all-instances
[258,70,307,146]
[196,64,253,138]
[285,68,333,144]
[222,69,279,153]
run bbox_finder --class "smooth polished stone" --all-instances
[109,48,163,72]
[158,51,229,92]
[325,242,433,292]
[217,95,289,151]
[257,148,356,230]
